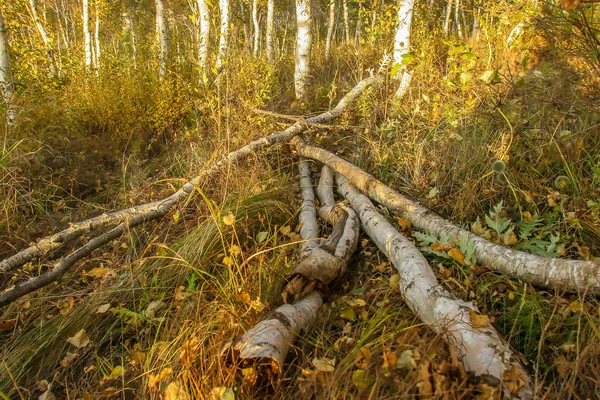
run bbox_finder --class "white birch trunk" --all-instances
[94,0,100,72]
[266,0,275,62]
[0,8,14,121]
[454,0,463,37]
[294,0,312,100]
[393,0,415,98]
[216,0,229,69]
[293,138,600,295]
[342,0,350,42]
[83,0,92,70]
[252,0,259,56]
[29,0,56,75]
[506,22,524,47]
[443,0,452,36]
[337,175,533,399]
[325,0,335,61]
[197,0,209,75]
[155,0,168,77]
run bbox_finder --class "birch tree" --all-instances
[83,0,92,70]
[155,0,168,77]
[325,0,335,61]
[94,0,101,72]
[294,0,312,100]
[29,0,57,75]
[342,0,350,42]
[216,0,229,69]
[393,0,415,98]
[266,0,274,62]
[0,7,14,121]
[197,0,209,75]
[252,0,259,56]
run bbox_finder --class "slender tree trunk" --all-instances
[342,0,350,42]
[155,0,168,77]
[197,0,209,76]
[266,0,275,62]
[443,0,452,36]
[94,0,101,73]
[393,0,415,98]
[355,0,363,45]
[472,5,480,40]
[454,0,463,37]
[83,0,92,70]
[252,0,259,56]
[294,0,312,100]
[325,0,335,61]
[0,8,14,122]
[216,0,229,69]
[29,0,57,75]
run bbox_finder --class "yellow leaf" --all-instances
[241,366,258,386]
[352,369,373,389]
[382,349,398,369]
[60,352,78,368]
[431,242,449,252]
[468,310,491,328]
[106,365,124,380]
[503,365,527,394]
[345,298,367,308]
[354,348,371,369]
[389,274,400,288]
[503,231,518,246]
[340,307,357,322]
[280,225,291,236]
[396,217,411,230]
[568,301,582,313]
[448,248,465,265]
[147,367,172,389]
[131,351,146,364]
[163,382,190,400]
[67,330,90,348]
[229,245,242,256]
[222,256,233,267]
[97,303,111,313]
[172,212,180,224]
[312,357,336,372]
[84,267,109,279]
[235,291,251,304]
[222,213,236,226]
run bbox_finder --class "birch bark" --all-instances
[325,0,335,61]
[155,0,168,77]
[83,0,92,70]
[94,0,101,72]
[29,0,57,75]
[337,175,533,399]
[294,0,312,100]
[197,0,209,74]
[393,0,415,98]
[0,7,14,122]
[216,0,229,69]
[252,0,259,56]
[266,0,275,62]
[293,139,600,295]
[342,0,350,42]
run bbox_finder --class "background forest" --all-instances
[1,0,600,398]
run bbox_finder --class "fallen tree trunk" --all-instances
[293,137,600,295]
[0,74,383,276]
[336,175,533,399]
[231,160,359,383]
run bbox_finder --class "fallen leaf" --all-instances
[503,365,526,394]
[180,338,200,365]
[105,365,124,380]
[389,274,400,288]
[568,301,582,313]
[312,357,336,372]
[58,297,75,315]
[60,352,78,368]
[554,356,571,379]
[448,248,465,265]
[144,300,166,319]
[340,307,357,322]
[382,349,398,369]
[256,231,268,244]
[352,369,373,389]
[222,256,233,267]
[163,381,190,400]
[39,386,56,400]
[131,351,146,364]
[503,231,518,246]
[67,330,90,348]
[241,366,258,386]
[235,292,251,304]
[83,267,109,279]
[280,225,291,236]
[432,242,449,252]
[0,319,16,331]
[397,217,411,230]
[97,303,111,313]
[148,367,172,388]
[229,245,242,256]
[469,310,491,328]
[354,348,372,369]
[416,362,433,396]
[174,286,191,301]
[396,349,414,370]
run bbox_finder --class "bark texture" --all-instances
[197,0,210,74]
[252,0,259,56]
[0,8,13,107]
[293,138,600,295]
[83,0,92,69]
[325,0,335,61]
[294,0,312,100]
[337,175,532,399]
[217,0,229,68]
[155,0,168,77]
[29,0,57,75]
[393,0,415,98]
[342,0,350,42]
[0,75,381,300]
[266,0,275,62]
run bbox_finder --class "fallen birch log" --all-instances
[0,74,383,276]
[336,174,533,399]
[230,160,358,383]
[293,137,600,295]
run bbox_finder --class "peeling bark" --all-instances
[337,175,533,400]
[293,138,600,295]
[1,75,381,290]
[231,291,323,381]
[294,0,312,100]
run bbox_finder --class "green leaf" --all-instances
[256,231,268,244]
[390,63,402,79]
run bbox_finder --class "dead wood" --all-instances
[337,174,533,400]
[293,137,600,295]
[0,75,383,276]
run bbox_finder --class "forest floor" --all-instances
[2,28,600,400]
